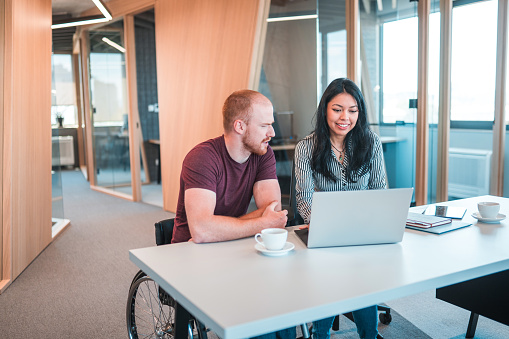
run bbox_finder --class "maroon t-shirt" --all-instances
[172,135,277,243]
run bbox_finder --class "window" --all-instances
[381,0,497,124]
[51,54,77,127]
[382,17,418,124]
[450,0,497,122]
[89,52,128,126]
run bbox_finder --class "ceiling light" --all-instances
[92,0,112,20]
[267,14,318,23]
[102,37,125,53]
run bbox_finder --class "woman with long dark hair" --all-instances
[294,78,386,339]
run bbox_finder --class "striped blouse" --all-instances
[294,131,387,224]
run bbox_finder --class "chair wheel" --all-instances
[379,312,392,325]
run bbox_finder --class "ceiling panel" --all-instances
[51,0,112,53]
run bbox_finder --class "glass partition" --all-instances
[448,0,496,201]
[134,9,163,207]
[262,0,318,141]
[318,0,347,94]
[260,0,347,210]
[261,0,318,209]
[505,0,509,198]
[88,20,133,195]
[134,9,162,207]
[51,53,70,228]
[360,0,418,203]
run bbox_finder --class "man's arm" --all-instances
[253,178,282,211]
[238,178,282,220]
[185,187,287,243]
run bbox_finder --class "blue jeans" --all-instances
[312,305,378,339]
[251,326,297,339]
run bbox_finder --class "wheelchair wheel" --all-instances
[127,275,176,339]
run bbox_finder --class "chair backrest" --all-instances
[288,160,305,226]
[155,218,175,246]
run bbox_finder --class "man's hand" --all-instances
[261,201,288,228]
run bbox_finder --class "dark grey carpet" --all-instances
[0,170,429,338]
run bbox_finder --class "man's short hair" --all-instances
[222,90,262,132]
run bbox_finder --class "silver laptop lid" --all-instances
[307,188,414,248]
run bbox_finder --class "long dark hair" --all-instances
[311,78,373,183]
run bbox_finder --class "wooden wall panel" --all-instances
[1,0,14,292]
[7,0,52,280]
[155,0,261,212]
[0,0,5,283]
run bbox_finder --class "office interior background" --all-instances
[1,0,509,297]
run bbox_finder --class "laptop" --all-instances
[294,188,414,248]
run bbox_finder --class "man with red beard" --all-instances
[170,92,294,339]
[172,89,288,245]
[172,89,295,338]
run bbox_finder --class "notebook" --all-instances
[406,220,472,234]
[294,188,414,248]
[406,212,452,228]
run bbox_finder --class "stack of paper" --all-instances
[406,212,452,228]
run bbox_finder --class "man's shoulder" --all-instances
[187,136,223,157]
[184,136,224,168]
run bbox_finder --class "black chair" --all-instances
[126,218,208,339]
[288,161,391,338]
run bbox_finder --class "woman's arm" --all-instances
[294,138,316,224]
[368,133,387,190]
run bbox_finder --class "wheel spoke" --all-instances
[146,280,164,329]
[128,276,175,339]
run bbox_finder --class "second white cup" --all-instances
[255,228,288,251]
[478,202,500,219]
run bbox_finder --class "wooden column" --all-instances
[79,30,96,186]
[415,0,430,206]
[72,36,87,179]
[436,0,453,202]
[155,0,263,212]
[124,15,142,201]
[346,0,359,84]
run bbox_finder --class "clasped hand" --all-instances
[261,201,288,228]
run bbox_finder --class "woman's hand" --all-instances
[299,224,309,230]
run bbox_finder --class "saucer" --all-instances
[255,242,294,256]
[472,212,506,223]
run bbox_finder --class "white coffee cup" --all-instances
[255,228,288,251]
[478,202,500,219]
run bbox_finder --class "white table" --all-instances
[129,195,509,338]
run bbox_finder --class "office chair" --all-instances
[288,161,391,339]
[126,218,208,339]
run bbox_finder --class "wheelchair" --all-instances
[126,218,208,339]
